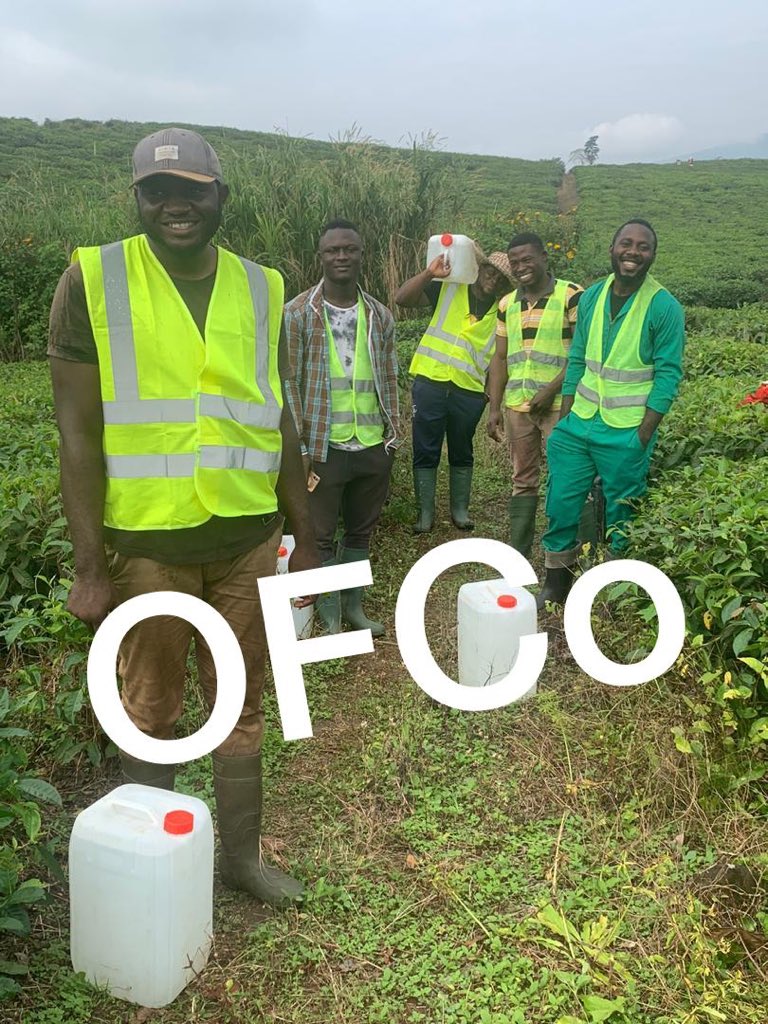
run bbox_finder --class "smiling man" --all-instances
[283,219,399,637]
[395,246,513,533]
[48,128,318,906]
[486,232,583,558]
[537,219,685,608]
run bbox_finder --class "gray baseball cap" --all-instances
[132,127,223,185]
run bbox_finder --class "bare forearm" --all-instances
[394,268,433,307]
[559,394,575,419]
[487,349,507,414]
[275,404,316,549]
[546,368,566,396]
[59,435,108,578]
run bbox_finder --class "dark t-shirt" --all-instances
[48,260,281,564]
[423,279,496,320]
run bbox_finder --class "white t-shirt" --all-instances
[325,300,366,452]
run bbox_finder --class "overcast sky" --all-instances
[2,0,766,163]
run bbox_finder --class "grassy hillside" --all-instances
[3,117,768,359]
[0,117,562,222]
[0,118,567,359]
[2,327,767,1020]
[570,161,768,306]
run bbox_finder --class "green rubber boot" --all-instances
[449,466,474,530]
[213,753,304,908]
[413,467,438,534]
[338,546,384,637]
[315,556,341,633]
[508,494,538,558]
[120,751,175,791]
[535,566,575,612]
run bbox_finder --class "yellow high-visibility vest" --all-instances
[75,234,284,530]
[504,280,570,410]
[408,283,499,392]
[572,274,661,428]
[326,298,384,447]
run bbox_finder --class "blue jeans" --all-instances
[411,376,487,469]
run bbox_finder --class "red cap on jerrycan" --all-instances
[497,594,518,609]
[164,810,194,835]
[440,233,453,246]
[278,546,288,558]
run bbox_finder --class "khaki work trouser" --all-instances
[505,406,561,496]
[108,529,282,757]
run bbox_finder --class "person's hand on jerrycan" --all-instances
[427,254,451,278]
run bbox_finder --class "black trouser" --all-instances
[411,376,486,469]
[309,444,394,561]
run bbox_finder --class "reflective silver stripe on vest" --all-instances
[480,334,497,360]
[106,453,195,478]
[432,283,458,332]
[529,351,568,368]
[420,284,487,380]
[508,350,567,369]
[602,394,648,409]
[198,393,282,429]
[199,446,281,473]
[423,325,487,365]
[238,258,282,419]
[507,377,549,393]
[102,399,196,424]
[331,412,382,426]
[423,283,473,345]
[330,379,378,393]
[416,343,482,377]
[100,242,139,401]
[585,359,654,383]
[577,382,600,403]
[101,245,281,427]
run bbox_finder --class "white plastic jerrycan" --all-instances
[426,233,479,285]
[457,579,538,699]
[69,784,214,1008]
[276,534,314,639]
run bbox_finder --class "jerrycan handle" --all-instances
[110,799,159,825]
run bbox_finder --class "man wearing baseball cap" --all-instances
[395,247,513,532]
[48,127,318,907]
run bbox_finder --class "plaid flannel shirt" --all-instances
[283,282,400,463]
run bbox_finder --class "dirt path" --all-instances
[557,171,578,213]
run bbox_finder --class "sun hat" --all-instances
[132,127,223,185]
[484,251,514,284]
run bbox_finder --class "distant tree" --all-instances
[584,135,600,165]
[569,136,600,168]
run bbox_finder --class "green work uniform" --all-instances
[542,276,685,561]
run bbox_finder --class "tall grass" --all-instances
[0,135,467,359]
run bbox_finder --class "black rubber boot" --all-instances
[536,567,575,611]
[119,751,175,791]
[338,546,384,637]
[449,466,474,530]
[314,556,341,633]
[413,467,437,534]
[508,494,538,558]
[213,753,304,908]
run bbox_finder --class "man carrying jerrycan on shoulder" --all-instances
[396,239,513,533]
